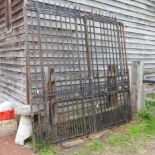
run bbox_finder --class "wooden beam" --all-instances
[130,61,144,115]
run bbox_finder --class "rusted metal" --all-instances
[26,2,131,146]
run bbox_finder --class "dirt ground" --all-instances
[0,131,154,155]
[100,138,155,155]
[0,136,33,155]
[56,127,155,155]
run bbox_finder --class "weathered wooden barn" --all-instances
[0,0,154,143]
[0,0,155,105]
[0,0,26,104]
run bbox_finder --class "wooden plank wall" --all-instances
[0,0,26,104]
[1,0,155,105]
[66,0,155,68]
[32,0,155,68]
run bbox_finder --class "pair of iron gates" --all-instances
[27,4,131,144]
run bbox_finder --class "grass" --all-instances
[146,94,155,99]
[38,145,55,155]
[25,137,55,155]
[34,137,55,155]
[107,118,155,147]
[73,99,155,155]
[107,98,155,147]
[73,139,105,155]
[89,139,105,151]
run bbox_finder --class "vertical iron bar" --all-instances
[36,7,48,143]
[83,15,96,132]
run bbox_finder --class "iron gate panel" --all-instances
[26,3,131,144]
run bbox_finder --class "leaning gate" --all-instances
[26,2,131,144]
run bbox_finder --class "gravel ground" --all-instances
[0,136,33,155]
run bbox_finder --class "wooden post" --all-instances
[107,64,118,107]
[44,66,57,138]
[130,61,144,115]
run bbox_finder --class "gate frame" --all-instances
[25,2,131,148]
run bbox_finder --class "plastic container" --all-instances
[0,110,14,121]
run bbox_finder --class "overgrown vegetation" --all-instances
[73,98,155,155]
[73,139,105,155]
[38,145,54,155]
[35,137,55,155]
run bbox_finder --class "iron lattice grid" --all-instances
[26,1,131,145]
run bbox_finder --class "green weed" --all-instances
[35,136,55,155]
[73,139,104,155]
[108,134,128,146]
[138,109,151,120]
[145,101,155,108]
[39,145,54,155]
[89,139,104,151]
[145,94,155,107]
[146,94,155,99]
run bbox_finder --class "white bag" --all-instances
[0,101,16,112]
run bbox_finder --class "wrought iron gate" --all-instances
[27,3,131,144]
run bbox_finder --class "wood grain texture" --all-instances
[0,0,26,104]
[1,0,155,105]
